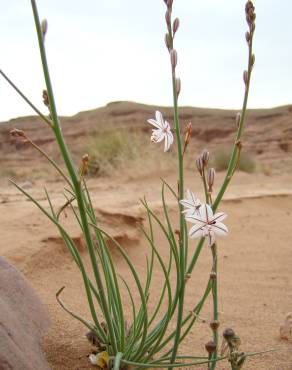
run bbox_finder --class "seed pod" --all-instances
[173,18,180,34]
[210,271,217,280]
[170,49,178,69]
[210,320,220,331]
[223,328,235,341]
[205,340,217,355]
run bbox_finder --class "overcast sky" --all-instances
[0,0,291,122]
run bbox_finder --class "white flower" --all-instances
[147,110,174,152]
[185,203,228,247]
[179,189,201,217]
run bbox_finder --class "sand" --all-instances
[1,169,292,370]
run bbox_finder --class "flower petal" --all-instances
[185,214,205,226]
[189,224,204,239]
[164,132,169,152]
[147,118,162,129]
[207,231,215,247]
[212,221,228,236]
[155,111,164,126]
[212,212,227,223]
[151,129,164,143]
[199,204,214,223]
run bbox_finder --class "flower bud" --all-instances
[207,168,215,192]
[167,0,173,8]
[196,156,204,176]
[245,31,250,44]
[205,340,217,355]
[41,19,48,37]
[173,18,180,34]
[235,112,241,127]
[243,70,248,85]
[201,149,209,167]
[176,77,181,96]
[170,49,177,69]
[165,10,171,27]
[165,33,171,51]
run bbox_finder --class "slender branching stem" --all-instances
[0,69,52,127]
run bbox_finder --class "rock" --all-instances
[0,257,51,370]
[280,312,292,341]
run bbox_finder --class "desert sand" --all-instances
[1,102,292,369]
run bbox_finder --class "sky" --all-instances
[0,0,291,122]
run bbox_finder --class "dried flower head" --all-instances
[10,128,25,138]
[182,121,191,155]
[147,111,174,152]
[42,89,49,107]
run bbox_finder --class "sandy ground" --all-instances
[1,170,292,370]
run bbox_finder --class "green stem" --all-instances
[30,0,117,353]
[213,35,254,212]
[210,244,218,370]
[170,59,186,367]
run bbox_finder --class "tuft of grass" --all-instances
[83,128,177,177]
[212,148,256,173]
[84,129,143,176]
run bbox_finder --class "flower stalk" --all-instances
[1,1,263,369]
